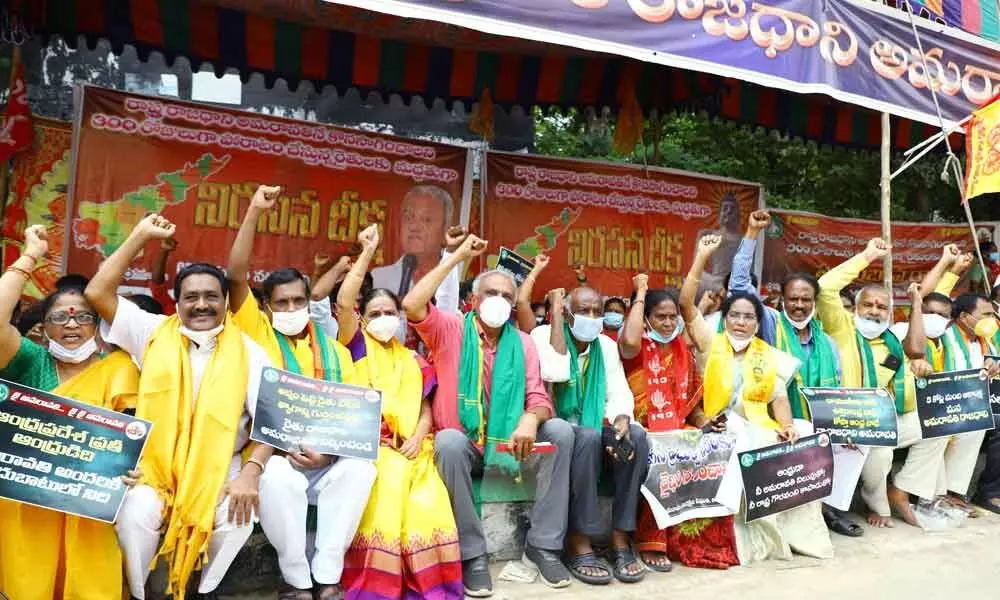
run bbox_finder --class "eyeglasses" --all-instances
[45,311,97,326]
[726,312,758,324]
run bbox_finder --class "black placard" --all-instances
[0,379,152,522]
[251,367,382,461]
[802,387,898,447]
[738,433,834,522]
[915,368,995,439]
[496,247,534,286]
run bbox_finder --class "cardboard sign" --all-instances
[802,387,898,447]
[738,433,834,522]
[915,369,995,439]
[495,247,534,286]
[251,367,382,461]
[0,379,152,523]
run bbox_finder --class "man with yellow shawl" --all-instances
[817,238,934,529]
[85,214,275,600]
[329,223,462,599]
[403,234,575,596]
[681,234,833,564]
[0,226,140,600]
[227,185,375,600]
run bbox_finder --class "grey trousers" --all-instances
[977,428,1000,501]
[434,418,575,561]
[569,424,648,536]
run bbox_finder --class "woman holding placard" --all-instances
[0,225,140,599]
[334,224,463,600]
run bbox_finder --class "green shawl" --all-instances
[275,321,341,382]
[553,324,605,429]
[458,311,525,474]
[776,312,840,419]
[856,329,906,414]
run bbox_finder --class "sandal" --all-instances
[315,584,343,600]
[277,583,312,600]
[824,510,864,538]
[561,551,612,585]
[639,550,673,573]
[607,548,646,584]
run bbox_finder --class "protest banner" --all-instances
[763,210,1000,303]
[251,367,382,461]
[495,247,534,287]
[988,356,1000,428]
[739,433,834,522]
[67,86,472,290]
[0,379,151,523]
[640,430,738,529]
[915,369,995,439]
[802,387,898,447]
[483,152,761,296]
[0,116,72,300]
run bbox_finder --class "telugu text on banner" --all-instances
[964,95,1000,201]
[67,86,472,288]
[483,151,761,295]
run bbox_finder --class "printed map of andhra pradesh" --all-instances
[73,153,231,257]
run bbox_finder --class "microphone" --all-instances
[398,254,417,297]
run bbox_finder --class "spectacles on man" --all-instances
[45,311,97,326]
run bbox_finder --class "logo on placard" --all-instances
[818,433,830,447]
[263,368,279,384]
[0,383,7,403]
[364,390,380,404]
[740,453,755,468]
[125,421,147,440]
[916,378,928,390]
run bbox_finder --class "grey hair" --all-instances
[472,269,518,295]
[403,185,454,227]
[855,284,893,310]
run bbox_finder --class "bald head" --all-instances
[567,286,603,318]
[856,284,891,323]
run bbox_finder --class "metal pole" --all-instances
[880,112,892,293]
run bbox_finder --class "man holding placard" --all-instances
[86,215,275,600]
[227,185,375,600]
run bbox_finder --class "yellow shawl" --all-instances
[54,349,139,409]
[137,315,249,599]
[355,331,423,441]
[703,332,783,430]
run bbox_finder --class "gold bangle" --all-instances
[5,266,30,279]
[244,457,266,474]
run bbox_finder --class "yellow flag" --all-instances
[964,96,1000,201]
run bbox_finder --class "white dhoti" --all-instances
[117,456,253,598]
[861,410,948,516]
[258,455,377,589]
[936,430,987,497]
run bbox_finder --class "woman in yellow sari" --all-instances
[0,226,140,599]
[680,234,833,564]
[337,225,463,599]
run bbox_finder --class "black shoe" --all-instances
[462,555,494,597]
[523,545,572,588]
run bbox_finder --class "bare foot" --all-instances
[888,484,918,527]
[866,512,893,528]
[945,494,983,517]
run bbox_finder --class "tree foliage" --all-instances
[533,107,998,224]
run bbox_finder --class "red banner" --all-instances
[1,116,72,299]
[762,210,1000,301]
[67,87,471,289]
[483,152,762,297]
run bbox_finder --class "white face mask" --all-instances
[783,308,815,331]
[854,313,890,340]
[922,313,950,340]
[727,331,754,353]
[570,314,604,343]
[477,296,512,329]
[270,307,310,336]
[48,337,99,364]
[366,315,401,343]
[179,323,224,347]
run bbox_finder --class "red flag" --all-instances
[0,61,33,162]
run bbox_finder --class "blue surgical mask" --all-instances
[603,312,624,330]
[570,314,604,343]
[646,317,684,344]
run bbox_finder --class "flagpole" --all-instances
[880,112,892,294]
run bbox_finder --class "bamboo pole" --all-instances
[880,112,892,293]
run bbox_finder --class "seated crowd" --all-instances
[2,190,1000,600]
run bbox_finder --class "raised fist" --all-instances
[251,185,282,210]
[863,238,891,262]
[23,225,48,260]
[133,214,176,242]
[698,234,722,256]
[747,210,771,232]
[358,224,380,251]
[457,234,488,259]
[445,226,468,252]
[633,273,649,293]
[532,254,551,271]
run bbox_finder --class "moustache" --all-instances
[191,309,218,317]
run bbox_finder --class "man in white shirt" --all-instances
[85,214,273,600]
[530,287,646,585]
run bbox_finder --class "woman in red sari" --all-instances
[618,274,739,571]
